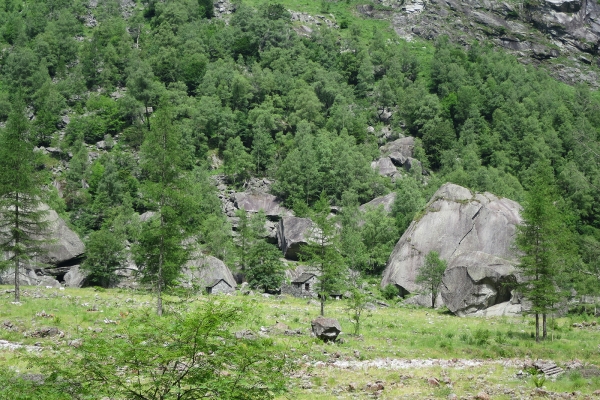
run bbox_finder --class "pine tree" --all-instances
[0,99,49,302]
[133,107,192,316]
[515,161,569,342]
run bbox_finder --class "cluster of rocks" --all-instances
[213,0,236,17]
[371,136,425,179]
[289,12,338,29]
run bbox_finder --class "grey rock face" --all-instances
[277,216,315,260]
[180,255,236,289]
[0,268,61,288]
[359,193,397,213]
[364,0,600,87]
[440,252,519,316]
[311,317,342,342]
[381,183,522,315]
[380,137,415,159]
[63,265,87,288]
[371,157,400,178]
[40,208,85,266]
[234,192,289,219]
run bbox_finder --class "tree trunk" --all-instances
[542,313,547,340]
[535,313,540,342]
[320,295,324,316]
[431,291,435,309]
[14,193,20,303]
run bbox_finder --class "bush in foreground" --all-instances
[27,300,293,400]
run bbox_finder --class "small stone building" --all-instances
[206,278,234,295]
[282,273,317,297]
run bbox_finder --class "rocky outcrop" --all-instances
[381,183,523,314]
[277,216,315,260]
[180,255,236,289]
[0,268,61,288]
[63,265,87,288]
[362,0,600,87]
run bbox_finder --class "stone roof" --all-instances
[291,273,316,284]
[206,278,232,288]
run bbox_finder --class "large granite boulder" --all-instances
[311,317,342,342]
[234,192,290,219]
[180,255,236,289]
[63,265,87,288]
[277,216,315,260]
[381,183,523,314]
[381,136,415,159]
[0,205,84,287]
[371,157,399,178]
[39,207,85,266]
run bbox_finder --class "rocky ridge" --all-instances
[361,0,600,87]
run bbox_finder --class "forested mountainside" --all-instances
[0,0,599,295]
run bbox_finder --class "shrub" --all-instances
[381,284,399,300]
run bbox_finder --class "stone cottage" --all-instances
[282,273,317,297]
[206,278,234,294]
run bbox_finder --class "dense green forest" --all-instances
[0,0,599,296]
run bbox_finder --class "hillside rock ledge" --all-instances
[381,183,525,315]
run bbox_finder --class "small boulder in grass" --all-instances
[475,392,490,400]
[311,317,341,342]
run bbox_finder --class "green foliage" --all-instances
[346,285,372,335]
[381,284,399,300]
[246,241,286,292]
[415,251,447,308]
[82,226,127,287]
[30,301,292,399]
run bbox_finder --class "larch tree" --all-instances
[133,107,192,316]
[303,192,346,316]
[0,98,49,303]
[515,161,570,342]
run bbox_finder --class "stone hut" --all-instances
[206,278,234,295]
[283,273,317,297]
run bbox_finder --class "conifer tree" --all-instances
[304,192,346,316]
[515,161,570,341]
[133,107,192,316]
[0,98,49,302]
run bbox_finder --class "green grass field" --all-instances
[1,285,599,398]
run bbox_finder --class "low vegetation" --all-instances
[1,285,599,399]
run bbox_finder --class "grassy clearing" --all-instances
[1,285,599,398]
